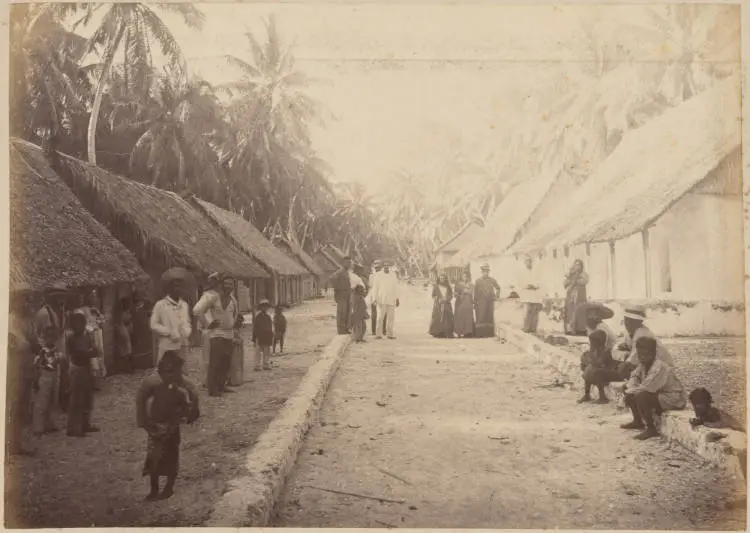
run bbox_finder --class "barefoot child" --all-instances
[351,285,369,343]
[273,305,287,354]
[252,299,273,371]
[136,350,199,501]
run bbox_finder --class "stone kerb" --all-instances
[496,323,746,479]
[205,334,352,527]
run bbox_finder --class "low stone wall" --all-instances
[497,323,746,480]
[495,297,745,337]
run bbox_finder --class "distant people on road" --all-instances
[453,270,476,338]
[350,284,369,343]
[517,256,544,334]
[367,260,384,336]
[429,273,455,338]
[474,263,501,338]
[115,297,135,374]
[252,299,274,371]
[273,305,287,354]
[136,350,199,501]
[578,329,617,404]
[619,336,686,440]
[331,256,354,335]
[375,261,400,339]
[563,259,589,335]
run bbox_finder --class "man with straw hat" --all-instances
[193,273,242,396]
[150,269,192,368]
[616,305,674,372]
[474,262,501,338]
[367,260,384,336]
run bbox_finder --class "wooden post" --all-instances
[642,228,652,298]
[608,240,617,299]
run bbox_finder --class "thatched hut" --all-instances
[432,219,484,282]
[10,142,148,368]
[191,198,310,309]
[273,238,324,299]
[13,139,269,332]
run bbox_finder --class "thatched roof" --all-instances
[312,249,341,273]
[510,75,741,254]
[10,143,147,292]
[13,139,268,280]
[446,170,558,266]
[193,199,308,277]
[275,238,324,277]
[435,220,484,254]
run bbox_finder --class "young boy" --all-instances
[578,329,616,404]
[32,326,65,436]
[351,285,369,343]
[252,300,273,371]
[273,305,287,354]
[65,311,99,437]
[136,350,199,501]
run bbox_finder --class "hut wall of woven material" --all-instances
[9,142,147,293]
[13,139,269,283]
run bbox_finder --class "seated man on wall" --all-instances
[619,336,687,440]
[614,305,675,377]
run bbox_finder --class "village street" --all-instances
[273,286,745,530]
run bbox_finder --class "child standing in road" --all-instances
[136,350,199,501]
[351,285,369,343]
[273,305,287,354]
[252,300,273,371]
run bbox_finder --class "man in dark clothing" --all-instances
[252,300,274,371]
[330,256,353,335]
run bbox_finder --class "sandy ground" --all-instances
[4,298,336,528]
[273,287,746,529]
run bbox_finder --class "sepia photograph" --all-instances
[4,0,747,529]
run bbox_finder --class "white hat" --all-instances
[623,306,646,321]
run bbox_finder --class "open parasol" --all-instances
[574,302,615,324]
[161,267,196,286]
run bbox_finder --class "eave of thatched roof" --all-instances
[275,238,324,277]
[510,75,741,254]
[10,143,147,292]
[193,199,309,277]
[446,170,558,266]
[435,220,484,254]
[13,139,268,280]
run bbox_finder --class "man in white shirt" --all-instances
[150,278,192,367]
[366,260,383,336]
[375,261,400,339]
[193,273,242,397]
[515,256,545,334]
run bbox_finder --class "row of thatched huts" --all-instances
[10,138,338,366]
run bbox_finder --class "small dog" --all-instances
[273,306,287,354]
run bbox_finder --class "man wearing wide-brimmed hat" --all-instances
[150,271,192,368]
[330,255,354,335]
[193,273,242,396]
[617,305,674,371]
[374,259,400,339]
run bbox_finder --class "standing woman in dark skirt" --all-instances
[563,259,589,335]
[429,273,454,338]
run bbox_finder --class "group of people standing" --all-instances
[429,262,501,339]
[331,256,401,342]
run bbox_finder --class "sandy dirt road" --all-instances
[273,287,746,530]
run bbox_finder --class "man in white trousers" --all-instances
[375,261,400,340]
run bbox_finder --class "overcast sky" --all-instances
[74,3,738,193]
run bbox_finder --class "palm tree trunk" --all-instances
[177,144,186,191]
[87,23,125,165]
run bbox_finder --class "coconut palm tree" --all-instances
[83,3,205,165]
